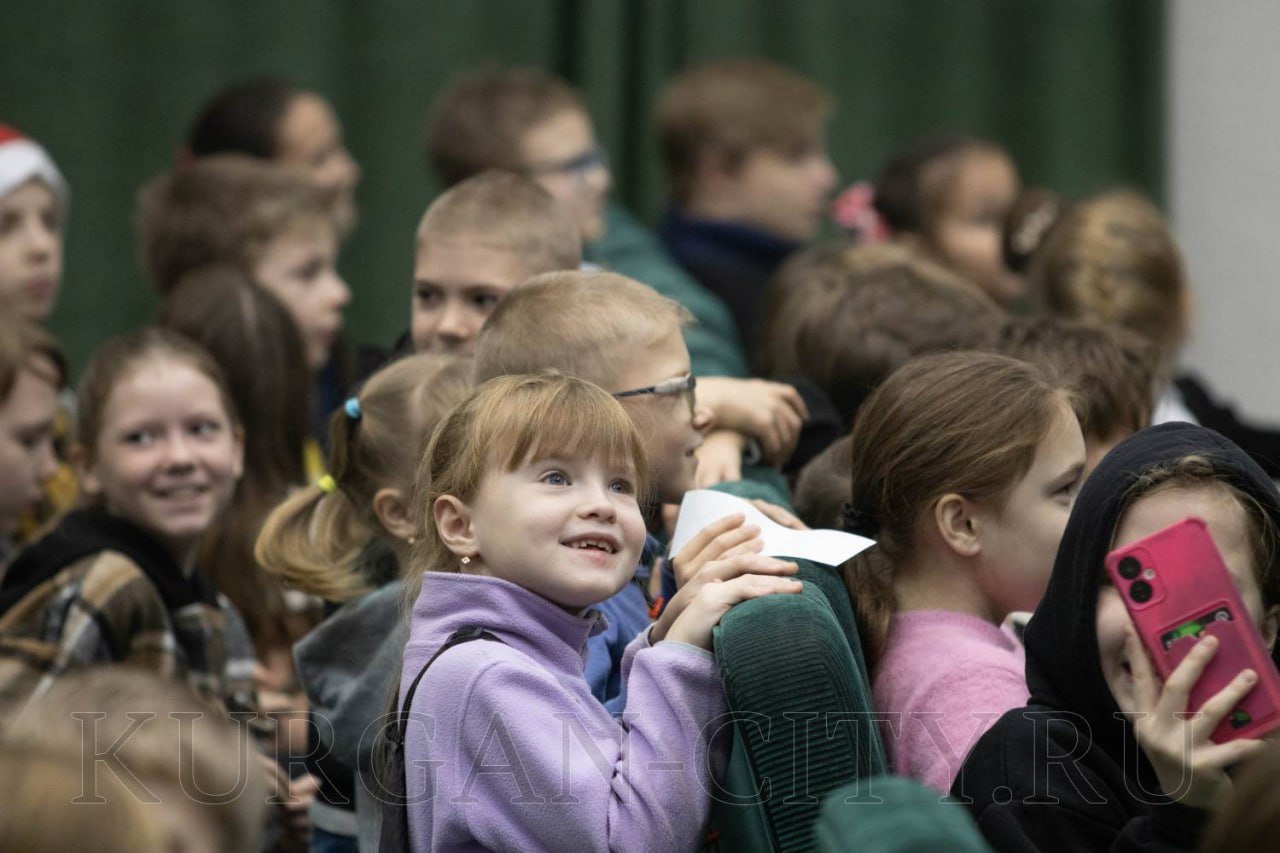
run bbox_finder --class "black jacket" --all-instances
[953,423,1280,852]
[1175,372,1280,479]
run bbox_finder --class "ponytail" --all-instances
[255,484,373,603]
[255,353,472,603]
[841,351,1069,674]
[842,550,897,673]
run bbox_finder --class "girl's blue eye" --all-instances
[541,470,568,486]
[610,479,635,495]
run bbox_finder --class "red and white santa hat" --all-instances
[0,124,69,217]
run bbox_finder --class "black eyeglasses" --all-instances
[613,374,697,417]
[524,145,609,180]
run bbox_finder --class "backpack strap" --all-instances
[378,625,503,853]
[390,625,504,750]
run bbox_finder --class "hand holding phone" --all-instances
[1105,516,1280,743]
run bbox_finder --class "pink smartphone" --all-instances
[1104,516,1280,743]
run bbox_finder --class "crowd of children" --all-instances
[2,56,1279,853]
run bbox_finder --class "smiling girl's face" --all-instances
[1097,484,1280,710]
[436,450,646,612]
[81,358,243,566]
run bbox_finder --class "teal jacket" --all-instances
[585,204,749,379]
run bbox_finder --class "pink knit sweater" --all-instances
[872,610,1028,793]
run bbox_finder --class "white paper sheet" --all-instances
[669,490,875,566]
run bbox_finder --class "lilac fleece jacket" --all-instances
[401,572,728,852]
[872,610,1028,794]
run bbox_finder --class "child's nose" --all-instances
[165,433,196,468]
[816,157,839,192]
[692,404,714,434]
[436,304,472,345]
[329,273,352,308]
[24,219,55,257]
[36,439,58,481]
[579,482,619,520]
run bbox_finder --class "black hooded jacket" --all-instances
[952,423,1280,852]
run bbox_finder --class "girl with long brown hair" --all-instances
[844,351,1085,792]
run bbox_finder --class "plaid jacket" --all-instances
[0,512,258,717]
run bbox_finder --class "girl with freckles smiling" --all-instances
[957,422,1280,852]
[397,372,802,852]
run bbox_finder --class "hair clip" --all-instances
[344,397,362,420]
[841,502,880,539]
[318,474,337,494]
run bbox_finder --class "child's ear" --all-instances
[1262,604,1280,650]
[934,493,981,558]
[372,487,416,542]
[71,442,101,498]
[432,494,478,559]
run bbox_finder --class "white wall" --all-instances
[1171,0,1280,420]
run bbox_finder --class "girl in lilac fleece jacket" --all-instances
[399,373,800,852]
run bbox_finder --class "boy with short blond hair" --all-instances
[411,170,581,354]
[475,270,800,710]
[656,59,838,356]
[425,66,750,379]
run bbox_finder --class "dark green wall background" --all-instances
[3,0,1164,375]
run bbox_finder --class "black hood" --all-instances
[1023,421,1280,763]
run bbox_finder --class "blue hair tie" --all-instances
[344,397,362,420]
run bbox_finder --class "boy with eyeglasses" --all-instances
[425,66,810,480]
[474,269,801,710]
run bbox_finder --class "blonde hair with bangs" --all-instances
[473,270,691,390]
[403,372,648,599]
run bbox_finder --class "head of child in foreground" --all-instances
[655,58,837,242]
[990,316,1157,477]
[845,351,1085,666]
[136,154,350,370]
[0,318,65,536]
[474,270,711,503]
[7,666,266,853]
[426,67,611,242]
[404,372,648,613]
[1031,189,1189,377]
[188,78,360,234]
[74,328,244,567]
[412,170,581,353]
[765,241,1002,425]
[256,353,473,602]
[0,126,68,322]
[874,135,1022,305]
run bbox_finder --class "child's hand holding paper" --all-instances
[671,490,875,569]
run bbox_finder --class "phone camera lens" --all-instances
[1119,557,1142,580]
[1130,581,1153,603]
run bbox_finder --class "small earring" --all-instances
[460,555,471,567]
[406,536,416,545]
